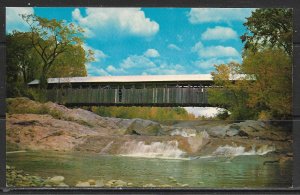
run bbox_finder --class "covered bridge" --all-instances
[28,74,218,106]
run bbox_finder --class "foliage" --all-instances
[208,62,256,120]
[48,45,88,77]
[21,14,92,88]
[6,31,42,97]
[6,15,93,98]
[90,106,197,121]
[241,8,292,56]
[242,49,292,118]
[216,110,230,120]
[209,9,292,121]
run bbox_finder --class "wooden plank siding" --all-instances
[45,84,211,106]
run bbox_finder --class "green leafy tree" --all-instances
[48,45,88,77]
[208,62,255,120]
[6,31,42,97]
[242,49,292,119]
[21,14,91,88]
[241,8,293,55]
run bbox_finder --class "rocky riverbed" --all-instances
[5,98,293,187]
[6,98,292,157]
[6,165,190,188]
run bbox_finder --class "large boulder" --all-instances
[206,125,228,137]
[125,118,162,136]
[205,123,248,138]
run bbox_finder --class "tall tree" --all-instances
[241,8,293,56]
[6,31,42,97]
[242,49,292,118]
[48,45,88,78]
[208,62,255,120]
[21,14,88,88]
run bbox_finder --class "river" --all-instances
[6,151,292,188]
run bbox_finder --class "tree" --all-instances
[241,8,293,56]
[208,8,293,120]
[6,31,42,97]
[21,14,89,88]
[208,62,255,120]
[48,45,88,78]
[242,49,292,118]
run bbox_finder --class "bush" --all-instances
[216,110,230,120]
[258,110,273,121]
[90,106,197,121]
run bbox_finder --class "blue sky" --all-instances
[6,7,253,76]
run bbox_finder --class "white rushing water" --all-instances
[120,140,187,159]
[183,107,228,118]
[170,129,196,137]
[212,144,275,157]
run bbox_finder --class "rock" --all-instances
[287,153,293,157]
[88,179,96,185]
[143,183,156,187]
[105,179,127,187]
[206,125,228,137]
[226,128,240,137]
[57,182,69,187]
[49,176,65,184]
[263,160,279,165]
[76,181,90,187]
[206,122,251,138]
[125,118,162,136]
[168,176,175,180]
[159,184,172,187]
[95,180,105,187]
[114,180,127,187]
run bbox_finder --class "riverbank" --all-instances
[6,98,292,157]
[7,164,185,188]
[5,97,293,187]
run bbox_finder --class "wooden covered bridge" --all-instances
[28,74,219,106]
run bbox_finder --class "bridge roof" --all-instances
[28,74,215,85]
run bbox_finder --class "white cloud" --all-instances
[191,42,204,53]
[168,44,182,51]
[106,65,118,72]
[82,44,107,62]
[144,49,160,58]
[201,46,240,58]
[143,63,185,75]
[120,55,156,69]
[191,41,240,58]
[6,7,34,33]
[194,58,226,69]
[106,65,126,74]
[118,52,187,75]
[87,64,110,76]
[188,8,253,24]
[201,26,238,40]
[72,8,159,37]
[194,57,241,70]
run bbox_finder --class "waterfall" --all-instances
[120,140,186,159]
[170,129,196,137]
[213,144,275,157]
[100,141,114,154]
